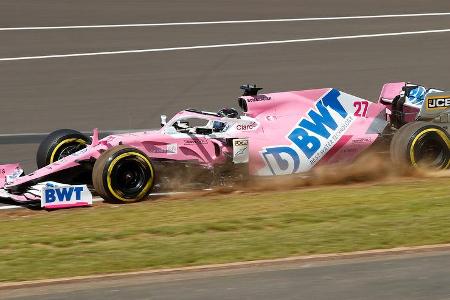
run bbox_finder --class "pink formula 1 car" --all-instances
[1,82,448,204]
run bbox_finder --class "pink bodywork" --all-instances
[1,86,391,201]
[239,88,387,175]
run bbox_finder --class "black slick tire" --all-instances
[36,129,91,169]
[92,145,155,203]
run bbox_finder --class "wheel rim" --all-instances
[57,143,86,160]
[51,139,87,163]
[413,133,448,168]
[108,154,153,200]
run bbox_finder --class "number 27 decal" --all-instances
[354,101,369,118]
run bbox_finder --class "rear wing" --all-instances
[378,82,419,124]
[379,82,405,105]
[378,82,447,124]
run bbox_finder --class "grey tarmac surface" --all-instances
[1,0,450,172]
[2,249,450,300]
[2,0,450,27]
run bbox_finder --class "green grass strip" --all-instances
[1,178,450,282]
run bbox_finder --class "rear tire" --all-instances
[93,145,155,203]
[389,122,417,163]
[390,121,450,169]
[36,129,91,169]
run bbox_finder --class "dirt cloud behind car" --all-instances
[180,152,447,199]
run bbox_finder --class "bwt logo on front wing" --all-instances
[41,185,93,209]
[262,89,354,175]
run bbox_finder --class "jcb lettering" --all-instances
[427,97,450,109]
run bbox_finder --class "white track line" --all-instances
[1,28,450,62]
[1,12,450,31]
[0,191,199,210]
[0,205,21,210]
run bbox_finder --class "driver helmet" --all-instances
[218,107,239,118]
[212,121,226,132]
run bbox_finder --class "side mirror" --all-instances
[160,115,167,127]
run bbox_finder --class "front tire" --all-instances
[390,122,450,169]
[36,129,91,169]
[93,145,155,203]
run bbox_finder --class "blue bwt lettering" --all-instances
[322,89,348,118]
[299,100,337,139]
[262,89,349,174]
[73,187,83,200]
[55,187,73,201]
[44,189,56,203]
[45,186,84,203]
[288,127,321,159]
[263,147,300,174]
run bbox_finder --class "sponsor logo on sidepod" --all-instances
[262,89,354,175]
[247,95,272,102]
[149,144,177,154]
[236,122,257,131]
